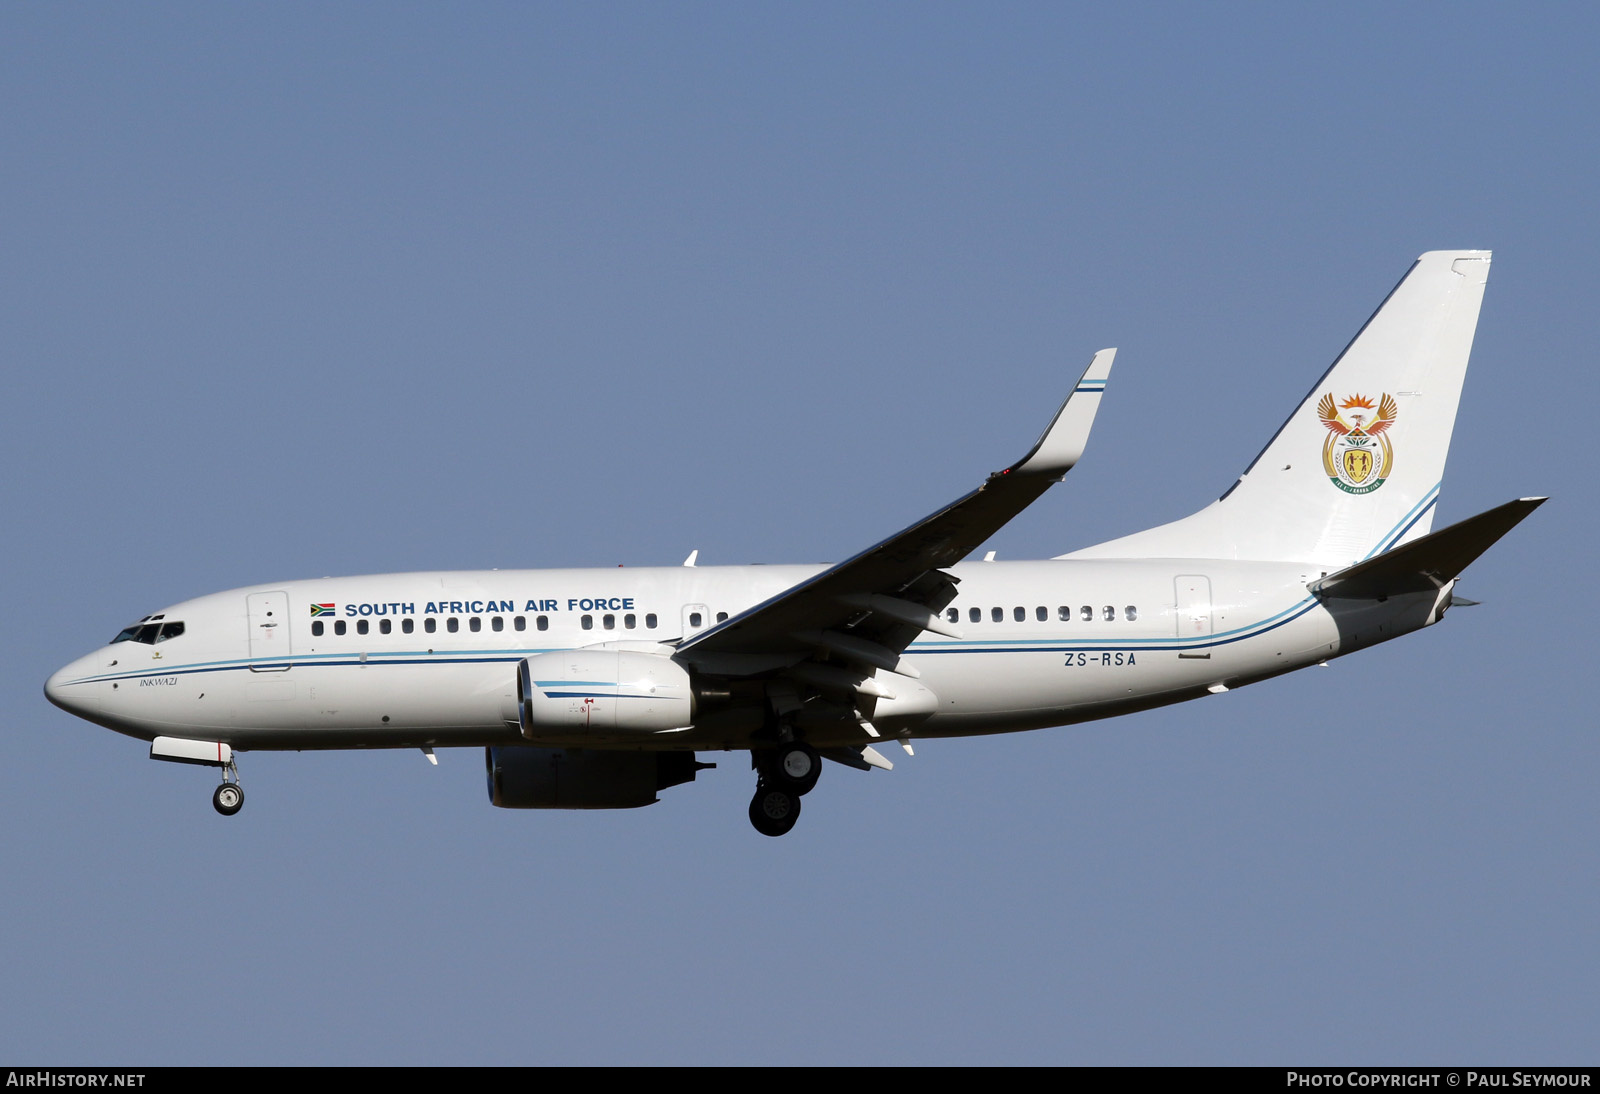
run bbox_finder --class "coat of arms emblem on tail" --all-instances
[1318,392,1396,494]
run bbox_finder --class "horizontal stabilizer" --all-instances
[1311,497,1545,599]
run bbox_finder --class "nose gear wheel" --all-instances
[212,759,243,816]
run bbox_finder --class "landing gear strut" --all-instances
[212,759,243,816]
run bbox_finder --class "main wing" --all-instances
[676,349,1114,744]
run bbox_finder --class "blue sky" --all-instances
[3,3,1595,1064]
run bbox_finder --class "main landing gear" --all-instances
[748,741,821,837]
[212,759,243,816]
[749,784,800,837]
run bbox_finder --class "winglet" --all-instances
[1009,348,1115,478]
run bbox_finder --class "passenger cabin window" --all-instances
[334,620,347,635]
[716,611,729,623]
[1059,606,1071,621]
[491,616,503,632]
[624,614,636,629]
[380,619,392,635]
[991,607,1003,623]
[425,618,437,633]
[537,615,549,631]
[356,619,369,635]
[1125,606,1138,621]
[603,614,615,630]
[469,617,481,632]
[514,616,526,631]
[403,618,415,634]
[311,621,324,637]
[947,608,959,623]
[447,617,459,633]
[1013,606,1025,622]
[1103,605,1115,622]
[689,612,702,628]
[645,614,658,629]
[582,615,594,630]
[1081,606,1092,621]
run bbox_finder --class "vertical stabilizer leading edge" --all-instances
[1064,250,1491,566]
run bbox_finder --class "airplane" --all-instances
[44,250,1544,836]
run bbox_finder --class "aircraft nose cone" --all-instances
[45,657,101,717]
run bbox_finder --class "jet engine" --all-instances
[516,649,694,739]
[485,746,704,809]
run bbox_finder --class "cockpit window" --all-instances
[112,620,184,645]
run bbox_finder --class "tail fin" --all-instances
[1065,250,1492,566]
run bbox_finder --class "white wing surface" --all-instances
[677,350,1114,684]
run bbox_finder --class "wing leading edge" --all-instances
[677,349,1115,683]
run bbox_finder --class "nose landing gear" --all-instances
[212,760,243,816]
[147,738,245,816]
[212,783,243,815]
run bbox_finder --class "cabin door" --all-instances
[1174,575,1213,659]
[247,591,292,671]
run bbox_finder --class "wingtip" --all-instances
[1009,348,1114,476]
[1084,347,1116,382]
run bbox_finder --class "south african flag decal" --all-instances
[310,603,336,617]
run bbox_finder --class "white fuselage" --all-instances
[44,557,1435,754]
[37,251,1511,836]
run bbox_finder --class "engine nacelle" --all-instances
[485,746,702,809]
[517,649,694,739]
